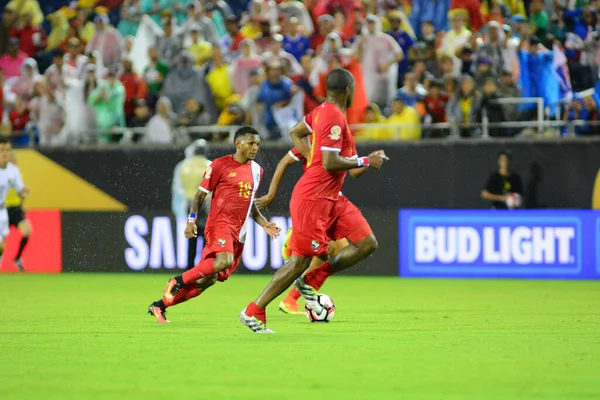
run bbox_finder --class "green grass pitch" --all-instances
[1,274,599,400]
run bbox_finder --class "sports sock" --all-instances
[162,283,200,308]
[182,258,215,284]
[284,287,302,302]
[245,302,266,324]
[303,261,335,291]
[15,236,29,259]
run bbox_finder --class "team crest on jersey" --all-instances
[228,172,237,178]
[218,238,226,246]
[205,166,212,179]
[329,126,342,140]
[311,240,320,250]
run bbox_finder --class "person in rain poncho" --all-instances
[172,139,212,269]
[162,51,218,119]
[144,96,174,143]
[356,103,389,141]
[85,14,126,71]
[3,57,40,102]
[353,15,404,109]
[88,68,126,142]
[230,39,263,96]
[473,21,506,77]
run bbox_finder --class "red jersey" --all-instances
[199,155,263,242]
[291,102,357,201]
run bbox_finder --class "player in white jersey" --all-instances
[0,139,29,265]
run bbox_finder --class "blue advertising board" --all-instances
[399,210,600,279]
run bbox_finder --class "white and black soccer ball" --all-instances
[304,294,336,323]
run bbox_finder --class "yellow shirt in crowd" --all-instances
[386,106,422,140]
[189,41,213,67]
[207,64,233,111]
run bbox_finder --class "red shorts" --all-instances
[289,196,372,258]
[201,226,244,282]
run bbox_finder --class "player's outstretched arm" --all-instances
[184,189,208,238]
[290,120,312,159]
[255,153,298,209]
[250,203,281,239]
[322,150,389,172]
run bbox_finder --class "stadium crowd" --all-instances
[0,0,600,145]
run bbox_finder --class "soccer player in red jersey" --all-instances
[148,126,281,323]
[240,69,389,333]
[255,146,351,314]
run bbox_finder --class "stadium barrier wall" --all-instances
[60,211,399,276]
[400,209,600,279]
[39,140,600,211]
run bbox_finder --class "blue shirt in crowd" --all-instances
[258,77,293,129]
[283,35,311,61]
[388,29,415,75]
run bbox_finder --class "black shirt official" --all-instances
[481,150,523,209]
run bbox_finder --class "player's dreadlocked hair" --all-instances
[234,126,260,142]
[326,68,354,94]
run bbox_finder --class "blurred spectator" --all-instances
[438,14,472,76]
[529,0,548,40]
[412,21,437,64]
[163,51,218,118]
[385,95,422,140]
[478,77,506,136]
[9,12,46,57]
[254,18,275,53]
[143,46,169,108]
[141,0,168,26]
[118,0,143,37]
[5,0,43,27]
[502,24,520,81]
[120,59,148,126]
[497,69,521,122]
[86,14,125,71]
[582,95,600,135]
[449,1,484,32]
[217,95,246,127]
[88,68,126,142]
[283,17,312,61]
[177,98,212,129]
[0,69,4,125]
[83,65,99,102]
[446,75,481,136]
[222,15,244,58]
[240,12,262,40]
[311,14,335,51]
[76,8,97,44]
[262,34,303,76]
[437,54,458,80]
[444,76,458,96]
[0,38,28,79]
[504,0,526,19]
[292,51,320,114]
[356,103,389,140]
[241,68,267,136]
[423,79,449,125]
[397,72,427,107]
[257,62,295,138]
[474,21,505,76]
[128,99,151,128]
[9,95,30,133]
[156,20,184,62]
[206,48,233,111]
[1,9,19,55]
[230,39,262,96]
[144,96,174,143]
[387,11,415,87]
[181,1,220,47]
[409,0,450,32]
[4,57,39,102]
[44,49,77,101]
[205,2,227,39]
[188,24,214,66]
[355,15,403,109]
[474,58,495,88]
[30,80,66,146]
[279,0,314,36]
[579,11,600,91]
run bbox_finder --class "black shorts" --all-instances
[7,207,25,227]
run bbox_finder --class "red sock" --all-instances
[304,261,335,291]
[182,258,215,284]
[245,302,266,324]
[285,287,302,302]
[162,283,200,308]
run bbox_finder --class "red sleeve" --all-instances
[199,160,221,193]
[288,147,304,162]
[318,110,346,153]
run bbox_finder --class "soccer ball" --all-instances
[304,294,336,322]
